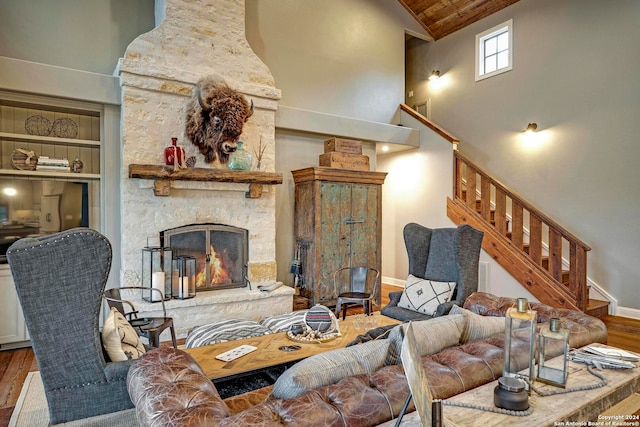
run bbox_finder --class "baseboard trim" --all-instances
[614,306,640,320]
[382,276,405,288]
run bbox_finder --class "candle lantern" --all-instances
[141,244,172,302]
[537,317,569,387]
[172,255,196,299]
[502,297,537,392]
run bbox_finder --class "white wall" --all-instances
[245,0,430,285]
[406,0,640,315]
[246,0,428,124]
[376,111,457,286]
[0,0,155,75]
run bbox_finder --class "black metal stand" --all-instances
[394,393,442,427]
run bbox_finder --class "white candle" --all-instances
[181,276,189,298]
[151,272,165,302]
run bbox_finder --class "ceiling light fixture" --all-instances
[428,70,441,81]
[524,123,538,133]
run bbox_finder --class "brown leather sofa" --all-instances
[127,292,607,426]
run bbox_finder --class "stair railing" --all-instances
[453,150,591,311]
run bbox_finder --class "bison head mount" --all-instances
[185,76,254,164]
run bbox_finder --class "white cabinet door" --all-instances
[0,267,28,344]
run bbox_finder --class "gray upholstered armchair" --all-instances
[7,228,134,424]
[380,223,484,322]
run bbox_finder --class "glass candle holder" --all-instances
[141,245,172,302]
[172,255,196,299]
[502,297,537,391]
[537,317,569,387]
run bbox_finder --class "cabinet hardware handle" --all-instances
[344,219,364,224]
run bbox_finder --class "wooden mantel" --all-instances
[128,164,284,198]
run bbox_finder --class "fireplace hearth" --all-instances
[161,224,248,291]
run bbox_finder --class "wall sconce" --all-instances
[428,70,441,81]
[524,123,538,133]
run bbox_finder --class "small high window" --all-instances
[475,20,512,81]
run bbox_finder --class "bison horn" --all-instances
[196,84,211,111]
[247,99,254,119]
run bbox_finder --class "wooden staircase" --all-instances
[447,150,609,317]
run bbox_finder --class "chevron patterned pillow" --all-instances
[397,274,456,316]
[185,319,272,348]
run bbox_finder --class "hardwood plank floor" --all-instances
[1,284,638,426]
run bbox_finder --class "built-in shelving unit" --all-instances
[0,89,105,347]
[129,164,284,198]
[0,91,102,180]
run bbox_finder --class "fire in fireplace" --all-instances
[160,223,248,291]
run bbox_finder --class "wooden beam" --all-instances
[129,164,283,198]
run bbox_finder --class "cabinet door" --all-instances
[318,182,351,303]
[318,183,379,303]
[348,184,379,269]
[0,268,28,344]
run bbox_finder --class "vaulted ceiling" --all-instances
[398,0,520,40]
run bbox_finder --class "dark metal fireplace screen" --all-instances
[160,223,248,291]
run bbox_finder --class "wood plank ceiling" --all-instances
[398,0,520,40]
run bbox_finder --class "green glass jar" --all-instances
[228,141,252,170]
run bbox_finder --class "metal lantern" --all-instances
[141,244,172,302]
[172,255,196,299]
[537,317,569,387]
[502,297,537,392]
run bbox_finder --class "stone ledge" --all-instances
[126,283,295,338]
[128,282,293,311]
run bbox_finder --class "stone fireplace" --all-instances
[116,0,292,338]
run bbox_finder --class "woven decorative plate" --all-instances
[24,115,52,136]
[11,149,38,171]
[52,117,78,138]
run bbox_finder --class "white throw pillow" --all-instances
[397,274,456,316]
[102,307,146,362]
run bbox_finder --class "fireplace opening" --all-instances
[160,223,248,291]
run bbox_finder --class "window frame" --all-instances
[475,19,513,82]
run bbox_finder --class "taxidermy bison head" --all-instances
[185,76,254,164]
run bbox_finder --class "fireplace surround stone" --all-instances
[117,0,289,334]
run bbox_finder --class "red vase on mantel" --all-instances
[165,137,185,167]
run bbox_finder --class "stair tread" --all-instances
[587,299,609,309]
[585,299,609,318]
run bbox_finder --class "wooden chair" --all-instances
[333,267,380,320]
[103,286,177,349]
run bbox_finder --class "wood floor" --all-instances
[1,284,639,426]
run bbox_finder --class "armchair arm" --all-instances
[387,291,403,307]
[104,286,168,318]
[435,300,456,317]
